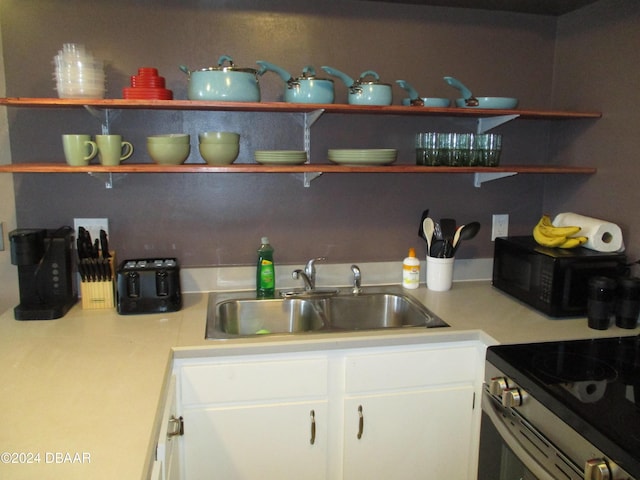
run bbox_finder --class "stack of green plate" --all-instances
[328,149,397,166]
[255,150,308,165]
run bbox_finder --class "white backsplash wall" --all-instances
[180,258,494,293]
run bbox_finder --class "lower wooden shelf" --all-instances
[0,162,597,175]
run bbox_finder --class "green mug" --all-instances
[62,134,98,166]
[96,135,134,166]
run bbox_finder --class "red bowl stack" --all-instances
[123,67,173,100]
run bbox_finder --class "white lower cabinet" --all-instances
[173,340,483,480]
[342,386,474,479]
[177,354,329,480]
[185,400,329,479]
[341,344,479,479]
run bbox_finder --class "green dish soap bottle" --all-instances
[256,237,275,298]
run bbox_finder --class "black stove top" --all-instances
[487,335,640,478]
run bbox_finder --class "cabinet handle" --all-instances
[310,410,316,445]
[357,405,364,439]
[168,415,184,438]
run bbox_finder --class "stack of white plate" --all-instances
[255,150,308,165]
[53,43,105,99]
[328,149,397,166]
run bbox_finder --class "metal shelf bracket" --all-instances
[87,171,127,189]
[477,114,519,134]
[473,171,517,187]
[83,106,121,134]
[291,171,324,187]
[301,109,325,152]
[293,109,325,187]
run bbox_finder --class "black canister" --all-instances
[616,277,640,329]
[587,276,617,330]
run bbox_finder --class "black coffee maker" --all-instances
[9,227,77,320]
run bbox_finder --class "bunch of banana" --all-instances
[533,214,588,248]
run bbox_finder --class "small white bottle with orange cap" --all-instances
[402,247,420,289]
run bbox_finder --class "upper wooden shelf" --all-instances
[0,97,602,120]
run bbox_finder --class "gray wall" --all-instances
[547,0,640,266]
[1,0,636,270]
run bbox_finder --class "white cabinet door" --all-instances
[177,355,329,480]
[183,400,329,480]
[342,385,475,480]
[340,343,481,480]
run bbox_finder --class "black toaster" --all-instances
[116,258,182,314]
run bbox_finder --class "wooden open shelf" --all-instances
[0,97,599,184]
[0,97,602,120]
[0,162,596,175]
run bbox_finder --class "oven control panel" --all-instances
[483,364,636,480]
[489,376,528,408]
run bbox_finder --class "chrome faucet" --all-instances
[292,269,314,291]
[304,257,326,290]
[351,264,362,295]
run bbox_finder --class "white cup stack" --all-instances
[53,43,105,99]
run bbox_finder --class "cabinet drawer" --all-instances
[179,355,328,405]
[344,343,480,393]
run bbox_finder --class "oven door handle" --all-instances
[483,393,558,480]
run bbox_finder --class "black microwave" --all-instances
[492,236,627,317]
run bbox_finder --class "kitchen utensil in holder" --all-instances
[80,252,116,309]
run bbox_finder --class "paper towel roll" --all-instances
[553,212,624,252]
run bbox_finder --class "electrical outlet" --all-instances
[73,218,109,246]
[492,214,509,240]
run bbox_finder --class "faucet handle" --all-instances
[292,269,313,291]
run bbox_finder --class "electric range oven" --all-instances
[478,336,640,480]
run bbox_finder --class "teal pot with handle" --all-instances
[256,61,334,104]
[179,55,260,102]
[321,66,392,106]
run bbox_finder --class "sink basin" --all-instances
[214,297,325,336]
[326,293,444,330]
[206,287,448,339]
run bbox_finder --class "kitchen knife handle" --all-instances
[100,229,110,258]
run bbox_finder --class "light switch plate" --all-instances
[492,214,509,241]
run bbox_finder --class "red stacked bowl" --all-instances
[123,67,172,100]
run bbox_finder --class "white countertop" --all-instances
[0,280,637,479]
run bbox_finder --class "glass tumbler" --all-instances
[415,132,440,166]
[437,132,454,166]
[456,133,474,166]
[477,133,503,166]
[467,133,479,166]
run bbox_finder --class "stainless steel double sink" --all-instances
[206,286,449,339]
